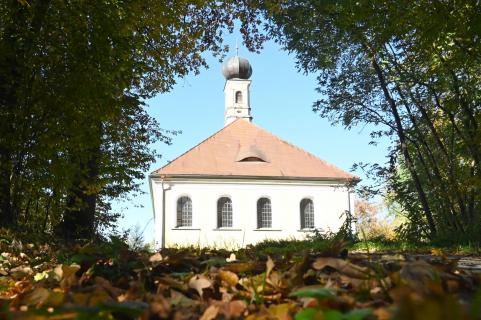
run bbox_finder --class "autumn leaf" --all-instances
[1,232,480,319]
[219,269,239,287]
[59,264,80,289]
[149,252,163,263]
[200,305,219,320]
[188,274,212,298]
[312,258,375,279]
[266,256,275,278]
[22,287,50,307]
[226,253,237,262]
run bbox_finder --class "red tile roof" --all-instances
[151,119,357,181]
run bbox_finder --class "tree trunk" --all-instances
[62,149,99,242]
[371,57,437,236]
[0,148,14,227]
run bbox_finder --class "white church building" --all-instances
[149,55,357,249]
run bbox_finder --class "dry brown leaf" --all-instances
[223,262,262,273]
[222,300,247,317]
[200,305,219,320]
[94,276,125,298]
[313,257,375,279]
[149,252,163,263]
[341,275,392,292]
[445,279,460,293]
[151,301,170,319]
[170,289,199,307]
[373,307,391,320]
[219,269,239,287]
[60,264,80,289]
[220,288,234,302]
[267,270,288,291]
[149,293,171,318]
[53,264,63,280]
[266,303,294,320]
[370,287,384,300]
[62,264,80,278]
[22,287,50,307]
[71,292,89,305]
[266,256,275,278]
[188,274,212,298]
[158,275,189,294]
[86,286,114,306]
[226,253,237,262]
[10,266,33,280]
[399,260,437,293]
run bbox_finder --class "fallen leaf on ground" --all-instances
[149,252,163,263]
[313,257,375,279]
[219,269,239,287]
[188,274,212,298]
[226,253,237,262]
[200,305,219,320]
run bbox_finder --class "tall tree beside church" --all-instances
[0,0,265,240]
[263,0,481,243]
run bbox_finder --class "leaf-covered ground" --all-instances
[0,237,480,320]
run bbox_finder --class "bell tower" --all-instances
[222,53,253,126]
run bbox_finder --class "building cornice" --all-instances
[148,174,357,187]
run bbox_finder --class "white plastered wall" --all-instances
[224,79,251,125]
[151,178,352,249]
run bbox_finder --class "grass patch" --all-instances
[244,237,481,257]
[245,238,334,255]
[350,239,481,254]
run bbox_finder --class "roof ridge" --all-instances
[244,121,356,179]
[151,119,243,175]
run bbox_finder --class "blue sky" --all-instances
[116,37,390,242]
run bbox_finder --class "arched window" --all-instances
[300,198,314,229]
[177,196,192,227]
[257,198,272,228]
[235,91,243,103]
[217,197,233,228]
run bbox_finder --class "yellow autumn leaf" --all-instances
[219,269,239,287]
[200,305,219,320]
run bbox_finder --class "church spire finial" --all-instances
[222,50,253,126]
[235,39,239,56]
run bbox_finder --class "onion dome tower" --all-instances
[222,52,253,126]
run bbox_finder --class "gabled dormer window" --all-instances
[236,144,268,163]
[239,156,266,162]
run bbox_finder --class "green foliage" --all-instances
[295,308,321,320]
[263,0,481,245]
[290,287,337,300]
[0,0,265,240]
[248,236,333,256]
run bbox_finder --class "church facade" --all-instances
[149,55,357,249]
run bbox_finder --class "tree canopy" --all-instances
[0,0,265,240]
[263,0,481,244]
[3,0,481,246]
